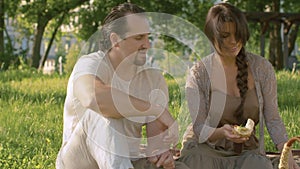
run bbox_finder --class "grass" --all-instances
[0,69,299,168]
[0,69,67,169]
[264,70,300,152]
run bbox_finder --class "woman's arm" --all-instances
[186,64,213,143]
[260,60,288,147]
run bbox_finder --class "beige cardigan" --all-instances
[185,52,288,154]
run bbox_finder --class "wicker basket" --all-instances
[279,136,300,169]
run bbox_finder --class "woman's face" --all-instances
[214,22,242,59]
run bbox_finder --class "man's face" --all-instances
[118,15,151,66]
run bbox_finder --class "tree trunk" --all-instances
[275,23,283,69]
[269,23,284,70]
[30,0,89,69]
[38,13,66,70]
[2,24,14,69]
[269,27,276,66]
[0,0,4,58]
[31,16,48,68]
[288,24,299,56]
[268,0,284,70]
[260,22,268,58]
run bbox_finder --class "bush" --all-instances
[64,44,80,75]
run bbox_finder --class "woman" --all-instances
[178,3,299,169]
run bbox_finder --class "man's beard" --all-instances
[133,51,147,66]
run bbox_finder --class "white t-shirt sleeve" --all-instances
[72,51,109,82]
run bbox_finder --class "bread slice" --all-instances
[233,118,254,137]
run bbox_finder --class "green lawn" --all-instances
[0,69,299,168]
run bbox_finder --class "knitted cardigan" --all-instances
[185,52,288,154]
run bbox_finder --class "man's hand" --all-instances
[163,121,179,148]
[157,109,179,146]
[148,151,175,169]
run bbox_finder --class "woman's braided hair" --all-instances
[235,47,248,121]
[204,3,250,123]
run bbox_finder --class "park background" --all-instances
[0,0,300,168]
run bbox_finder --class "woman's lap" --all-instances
[178,142,273,169]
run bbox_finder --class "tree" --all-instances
[70,0,214,54]
[228,0,300,70]
[38,12,66,70]
[19,0,89,69]
[1,0,215,70]
[0,0,4,61]
[282,0,300,63]
[0,0,22,70]
[69,0,125,55]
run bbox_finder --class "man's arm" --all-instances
[74,74,178,144]
[146,119,169,153]
[146,120,175,169]
[73,74,164,118]
[73,74,176,129]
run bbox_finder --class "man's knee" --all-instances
[57,127,98,169]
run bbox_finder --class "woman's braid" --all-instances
[235,47,248,123]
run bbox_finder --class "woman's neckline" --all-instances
[212,87,256,98]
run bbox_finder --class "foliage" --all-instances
[227,0,300,70]
[71,0,125,41]
[0,43,19,70]
[63,43,81,75]
[18,0,90,68]
[281,0,300,48]
[3,0,20,17]
[71,0,215,53]
[164,72,183,119]
[2,0,300,70]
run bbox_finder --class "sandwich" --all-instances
[233,118,255,137]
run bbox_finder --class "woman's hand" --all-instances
[222,124,249,143]
[288,152,300,169]
[208,124,249,143]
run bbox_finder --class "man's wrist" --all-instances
[151,104,165,117]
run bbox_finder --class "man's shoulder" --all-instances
[74,51,109,70]
[78,51,105,61]
[70,50,110,79]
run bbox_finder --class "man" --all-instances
[56,3,189,169]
